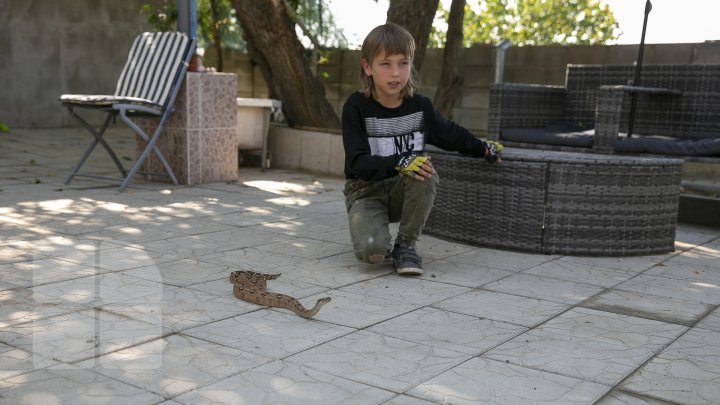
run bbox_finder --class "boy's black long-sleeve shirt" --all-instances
[342,91,487,180]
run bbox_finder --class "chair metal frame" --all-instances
[61,32,195,191]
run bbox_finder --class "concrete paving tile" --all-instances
[31,272,165,307]
[696,307,720,332]
[86,218,236,243]
[420,259,515,287]
[533,308,688,348]
[302,228,353,245]
[201,248,395,288]
[33,216,123,236]
[525,259,638,288]
[484,308,687,385]
[270,199,346,215]
[483,273,605,304]
[199,247,314,273]
[555,254,671,272]
[621,328,720,405]
[277,253,393,289]
[254,237,353,260]
[615,274,720,305]
[121,258,233,287]
[3,220,65,242]
[76,334,271,398]
[55,244,175,272]
[447,247,558,272]
[674,224,720,251]
[0,244,37,265]
[0,288,87,328]
[0,257,98,288]
[383,395,437,404]
[433,289,569,328]
[286,330,470,392]
[596,390,676,404]
[263,214,351,236]
[173,360,394,405]
[0,309,164,363]
[337,275,471,306]
[300,289,421,329]
[653,246,720,274]
[4,128,720,402]
[100,284,259,332]
[6,234,119,259]
[0,342,58,380]
[183,309,354,359]
[0,364,163,404]
[368,307,526,355]
[414,235,476,261]
[408,357,610,405]
[140,228,292,260]
[581,289,714,326]
[201,208,296,227]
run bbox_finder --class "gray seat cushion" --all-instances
[615,135,720,156]
[500,124,594,147]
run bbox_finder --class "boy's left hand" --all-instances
[485,141,503,164]
[412,156,434,181]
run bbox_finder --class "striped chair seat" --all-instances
[60,94,160,108]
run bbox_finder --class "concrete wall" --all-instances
[0,0,152,128]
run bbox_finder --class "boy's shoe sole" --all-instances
[395,265,423,276]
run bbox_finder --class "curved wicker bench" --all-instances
[425,148,684,256]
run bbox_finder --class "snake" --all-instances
[229,271,331,319]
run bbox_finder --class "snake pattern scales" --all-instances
[229,271,331,318]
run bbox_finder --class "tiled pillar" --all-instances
[137,72,238,185]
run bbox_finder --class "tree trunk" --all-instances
[230,0,340,129]
[434,0,465,119]
[386,0,439,74]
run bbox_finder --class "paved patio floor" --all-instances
[1,128,720,404]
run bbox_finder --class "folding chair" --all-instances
[60,32,195,191]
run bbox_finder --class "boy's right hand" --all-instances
[396,152,434,180]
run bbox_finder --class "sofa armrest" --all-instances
[488,83,567,141]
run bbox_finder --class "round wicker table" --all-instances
[424,147,684,256]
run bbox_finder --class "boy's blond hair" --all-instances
[360,23,418,99]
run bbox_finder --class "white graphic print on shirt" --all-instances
[364,112,425,157]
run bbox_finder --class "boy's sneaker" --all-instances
[391,244,423,276]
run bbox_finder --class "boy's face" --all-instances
[362,52,411,106]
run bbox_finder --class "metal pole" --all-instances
[627,0,652,138]
[494,39,511,84]
[176,0,197,39]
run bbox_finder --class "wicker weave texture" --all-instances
[490,64,720,151]
[543,161,683,255]
[424,148,683,256]
[425,153,547,252]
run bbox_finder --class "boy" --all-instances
[342,23,502,275]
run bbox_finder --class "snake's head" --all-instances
[317,297,332,305]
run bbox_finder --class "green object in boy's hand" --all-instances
[396,152,428,176]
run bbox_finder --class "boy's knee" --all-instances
[353,235,390,264]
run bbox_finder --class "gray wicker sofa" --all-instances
[488,64,720,159]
